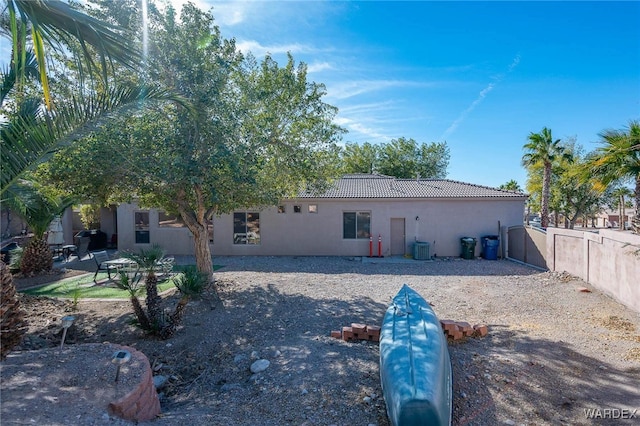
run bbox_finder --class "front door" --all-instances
[390,218,406,256]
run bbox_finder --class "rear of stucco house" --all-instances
[116,174,528,258]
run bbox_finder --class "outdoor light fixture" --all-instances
[112,350,131,382]
[60,315,75,349]
[415,216,420,221]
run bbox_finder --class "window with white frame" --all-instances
[233,212,260,244]
[343,211,371,239]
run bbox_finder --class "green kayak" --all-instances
[379,284,452,426]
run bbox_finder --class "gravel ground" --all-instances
[3,255,640,426]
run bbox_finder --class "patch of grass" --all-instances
[20,263,224,300]
[22,273,177,300]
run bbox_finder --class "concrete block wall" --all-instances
[547,228,640,313]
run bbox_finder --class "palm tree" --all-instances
[585,120,640,233]
[122,245,166,330]
[3,181,75,275]
[5,0,141,110]
[499,180,523,192]
[0,260,26,359]
[159,266,208,339]
[114,271,151,331]
[522,127,572,228]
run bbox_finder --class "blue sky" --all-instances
[182,0,639,189]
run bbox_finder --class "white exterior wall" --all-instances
[117,198,525,257]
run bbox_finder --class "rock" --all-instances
[233,354,248,364]
[363,396,372,403]
[153,375,169,389]
[250,359,270,373]
[250,350,260,360]
[221,383,242,392]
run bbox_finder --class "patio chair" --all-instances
[92,250,117,282]
[154,256,175,277]
[76,236,91,259]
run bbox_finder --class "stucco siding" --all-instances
[117,198,525,257]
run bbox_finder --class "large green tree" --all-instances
[44,3,344,281]
[522,127,572,228]
[377,137,449,179]
[340,138,449,178]
[341,142,379,174]
[583,120,640,233]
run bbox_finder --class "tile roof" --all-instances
[297,174,528,199]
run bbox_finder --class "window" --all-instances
[278,205,286,214]
[293,205,302,213]
[343,211,371,239]
[233,212,260,245]
[308,204,318,214]
[135,212,150,244]
[158,211,186,228]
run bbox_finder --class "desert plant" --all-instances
[62,283,82,311]
[159,266,208,339]
[114,271,151,331]
[0,261,27,359]
[122,245,165,329]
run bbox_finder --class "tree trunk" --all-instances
[145,273,162,329]
[1,261,26,360]
[634,176,640,234]
[541,163,551,228]
[175,189,215,283]
[192,224,214,282]
[130,296,151,331]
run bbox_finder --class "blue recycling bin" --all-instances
[481,235,499,260]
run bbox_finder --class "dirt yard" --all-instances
[3,256,640,425]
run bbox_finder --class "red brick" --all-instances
[342,326,354,341]
[440,320,457,332]
[330,330,342,339]
[368,334,380,342]
[473,324,489,337]
[351,323,367,334]
[366,325,381,338]
[450,330,464,340]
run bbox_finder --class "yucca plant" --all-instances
[159,266,208,339]
[122,245,165,329]
[0,260,27,359]
[114,271,151,331]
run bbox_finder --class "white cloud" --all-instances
[307,61,333,74]
[327,79,438,101]
[235,40,320,57]
[441,54,522,139]
[207,1,250,25]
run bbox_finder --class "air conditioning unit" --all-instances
[413,242,430,260]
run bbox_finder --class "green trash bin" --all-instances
[460,237,476,259]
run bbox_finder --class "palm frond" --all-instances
[7,0,143,108]
[1,84,191,195]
